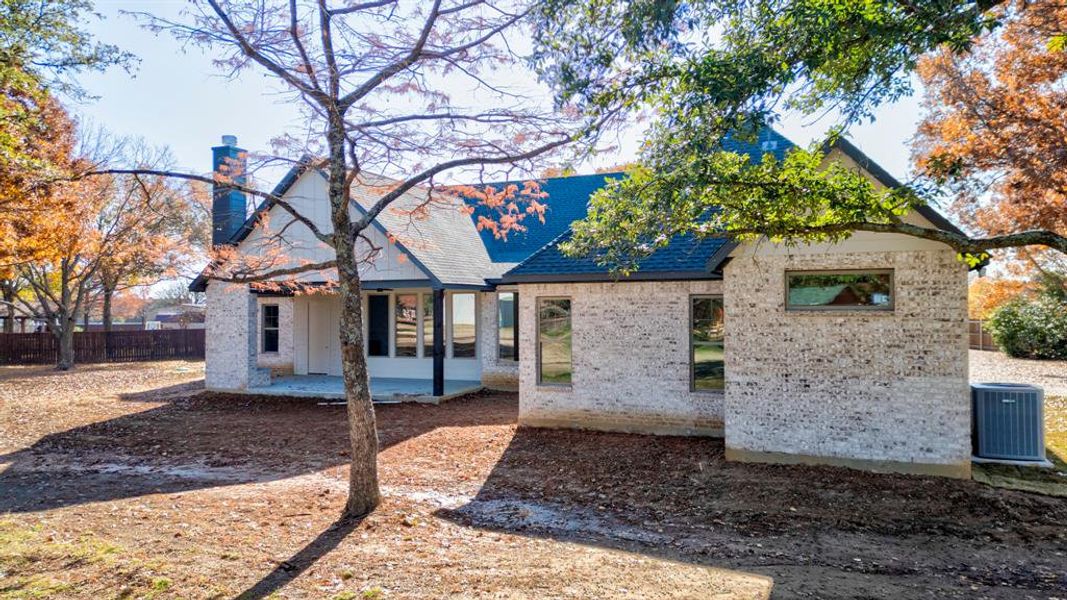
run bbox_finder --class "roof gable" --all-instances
[347,173,495,287]
[825,137,967,236]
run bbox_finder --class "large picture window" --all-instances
[262,304,279,353]
[451,293,476,358]
[394,294,417,357]
[786,270,893,311]
[538,298,572,385]
[498,291,518,361]
[691,297,724,391]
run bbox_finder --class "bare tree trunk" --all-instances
[1,282,14,334]
[102,287,114,333]
[101,287,114,360]
[338,266,379,516]
[56,315,76,370]
[325,115,381,516]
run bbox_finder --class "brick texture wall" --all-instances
[479,291,519,390]
[257,296,294,374]
[206,283,271,391]
[517,280,725,436]
[723,248,971,473]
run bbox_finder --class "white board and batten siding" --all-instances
[248,170,482,381]
[240,170,428,284]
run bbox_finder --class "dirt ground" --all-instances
[2,362,1067,599]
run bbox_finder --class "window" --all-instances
[367,295,389,356]
[450,293,476,358]
[690,297,724,391]
[421,294,434,358]
[395,294,417,357]
[498,291,518,361]
[786,270,893,311]
[537,298,572,385]
[262,305,279,353]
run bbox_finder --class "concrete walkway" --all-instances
[247,375,482,403]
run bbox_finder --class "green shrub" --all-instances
[987,295,1067,359]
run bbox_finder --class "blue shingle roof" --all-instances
[463,129,795,266]
[721,127,795,162]
[504,232,733,282]
[463,172,625,264]
[484,128,796,282]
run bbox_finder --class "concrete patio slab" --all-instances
[245,375,482,403]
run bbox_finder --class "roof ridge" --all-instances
[462,171,626,188]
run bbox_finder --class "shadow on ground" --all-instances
[437,426,1067,599]
[233,514,366,600]
[0,388,514,514]
[5,376,1067,599]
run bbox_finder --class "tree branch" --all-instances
[289,0,325,95]
[204,0,326,102]
[82,168,335,247]
[326,0,396,17]
[209,259,338,284]
[337,0,442,109]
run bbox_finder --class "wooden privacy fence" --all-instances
[969,320,997,352]
[0,330,205,365]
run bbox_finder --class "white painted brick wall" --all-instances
[256,296,294,372]
[517,280,724,436]
[205,283,271,391]
[723,249,970,468]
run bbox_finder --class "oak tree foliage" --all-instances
[531,0,1066,269]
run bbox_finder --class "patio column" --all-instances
[432,288,444,396]
[205,282,271,391]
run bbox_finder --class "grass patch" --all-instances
[0,521,172,599]
[361,588,386,600]
[973,395,1067,496]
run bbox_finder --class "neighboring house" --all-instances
[0,312,40,334]
[82,322,145,332]
[147,304,206,330]
[193,130,973,479]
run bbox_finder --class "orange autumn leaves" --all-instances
[0,95,79,267]
[914,0,1067,249]
[450,181,547,241]
[969,277,1031,319]
[2,95,199,296]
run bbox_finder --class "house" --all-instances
[146,303,206,330]
[193,130,973,479]
[82,321,145,332]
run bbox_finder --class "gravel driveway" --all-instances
[970,350,1067,395]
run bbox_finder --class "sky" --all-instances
[80,1,930,187]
